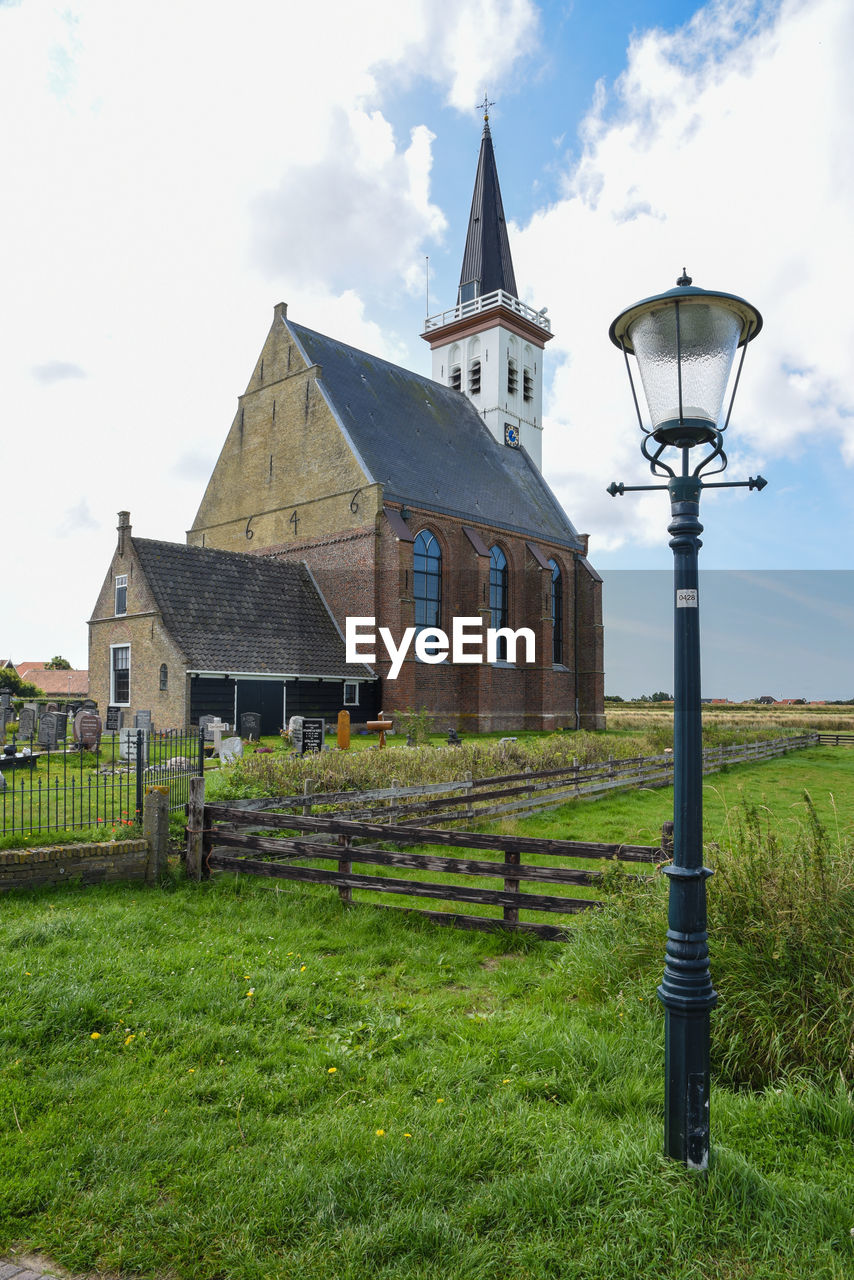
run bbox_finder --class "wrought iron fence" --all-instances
[0,727,205,837]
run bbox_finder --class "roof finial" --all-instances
[478,91,495,125]
[676,267,693,287]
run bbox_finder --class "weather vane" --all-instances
[478,92,495,122]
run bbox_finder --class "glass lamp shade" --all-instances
[610,281,762,447]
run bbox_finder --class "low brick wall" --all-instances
[0,839,150,892]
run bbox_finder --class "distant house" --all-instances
[88,515,378,733]
[14,662,89,698]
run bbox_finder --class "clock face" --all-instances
[504,423,520,448]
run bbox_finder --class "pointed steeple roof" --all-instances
[458,118,518,302]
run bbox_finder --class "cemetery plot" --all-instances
[0,727,204,837]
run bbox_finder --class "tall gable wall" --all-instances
[188,304,379,554]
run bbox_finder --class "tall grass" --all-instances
[213,722,797,801]
[708,794,854,1087]
[558,792,854,1089]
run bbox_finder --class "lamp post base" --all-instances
[663,1007,712,1170]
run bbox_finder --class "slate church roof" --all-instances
[287,320,584,551]
[131,538,373,678]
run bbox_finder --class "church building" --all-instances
[187,114,604,732]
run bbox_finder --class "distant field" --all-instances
[605,702,854,735]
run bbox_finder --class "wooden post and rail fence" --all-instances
[185,731,818,940]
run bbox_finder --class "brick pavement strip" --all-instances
[0,1265,61,1280]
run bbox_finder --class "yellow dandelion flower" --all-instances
[300,965,306,972]
[404,1133,412,1139]
[502,1078,511,1083]
[246,988,255,997]
[124,1034,135,1046]
[90,1032,101,1040]
[437,1098,444,1103]
[188,1068,195,1073]
[375,1128,385,1136]
[327,1067,337,1074]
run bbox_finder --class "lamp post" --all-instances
[607,270,765,1169]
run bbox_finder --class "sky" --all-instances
[2,0,852,695]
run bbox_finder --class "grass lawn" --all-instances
[1,750,852,1279]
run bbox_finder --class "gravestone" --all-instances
[46,702,59,714]
[0,707,12,733]
[105,706,123,731]
[134,710,153,730]
[288,715,304,754]
[219,736,243,763]
[74,711,103,751]
[38,713,59,750]
[337,709,351,750]
[18,706,36,741]
[119,726,149,764]
[199,715,217,740]
[302,718,324,754]
[0,692,11,710]
[82,699,97,711]
[240,712,262,741]
[54,711,68,742]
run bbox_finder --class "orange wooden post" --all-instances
[337,709,351,750]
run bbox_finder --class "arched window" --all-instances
[489,545,508,660]
[414,530,442,633]
[159,663,168,691]
[548,559,563,665]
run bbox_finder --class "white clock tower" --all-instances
[422,111,553,469]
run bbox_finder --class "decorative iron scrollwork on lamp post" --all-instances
[607,270,765,1169]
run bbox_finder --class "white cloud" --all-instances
[0,0,541,665]
[518,0,854,555]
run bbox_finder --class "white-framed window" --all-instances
[343,681,359,706]
[111,644,130,705]
[115,574,128,616]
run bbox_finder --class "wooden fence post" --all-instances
[302,778,314,817]
[187,775,205,882]
[660,821,674,862]
[338,833,352,906]
[143,787,169,885]
[504,848,520,925]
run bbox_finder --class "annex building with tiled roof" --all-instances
[88,515,377,733]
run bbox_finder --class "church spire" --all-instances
[457,111,518,303]
[422,110,552,471]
